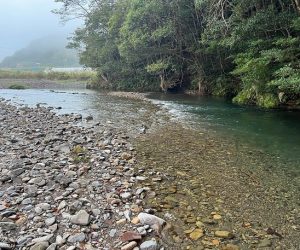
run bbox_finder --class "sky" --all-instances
[0,0,81,60]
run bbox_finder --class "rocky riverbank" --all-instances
[0,99,168,250]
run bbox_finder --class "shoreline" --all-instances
[0,100,168,250]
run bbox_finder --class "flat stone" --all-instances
[21,198,32,205]
[121,241,137,250]
[0,222,17,231]
[45,217,56,226]
[11,168,25,177]
[140,240,158,250]
[258,239,272,248]
[30,242,49,250]
[121,231,142,242]
[222,244,240,250]
[0,242,12,249]
[190,228,204,240]
[214,231,234,239]
[46,244,57,250]
[32,235,54,243]
[70,210,90,226]
[67,233,86,243]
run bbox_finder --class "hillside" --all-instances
[0,35,80,68]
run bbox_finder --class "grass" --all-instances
[8,84,27,89]
[0,69,96,81]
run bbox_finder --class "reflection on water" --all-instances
[148,93,300,167]
[0,88,163,135]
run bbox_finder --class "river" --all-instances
[0,87,299,248]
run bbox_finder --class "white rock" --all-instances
[70,210,90,226]
[137,213,165,227]
[140,240,158,250]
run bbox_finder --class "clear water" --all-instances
[148,93,300,166]
[0,88,299,168]
[0,88,162,135]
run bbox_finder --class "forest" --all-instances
[55,0,300,108]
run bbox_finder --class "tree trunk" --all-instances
[294,0,300,14]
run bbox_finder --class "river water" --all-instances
[0,88,299,171]
[0,88,299,248]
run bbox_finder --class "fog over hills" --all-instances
[0,35,80,69]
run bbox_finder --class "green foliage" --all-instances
[8,84,27,90]
[55,0,300,107]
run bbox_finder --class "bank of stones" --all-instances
[0,99,165,250]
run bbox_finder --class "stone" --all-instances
[190,228,204,240]
[21,198,32,205]
[32,235,54,243]
[46,244,57,250]
[120,192,132,199]
[121,241,138,250]
[131,217,140,224]
[57,201,67,211]
[70,210,90,226]
[117,218,127,225]
[11,168,25,177]
[258,239,272,248]
[222,244,240,250]
[121,152,132,160]
[68,233,86,243]
[109,229,117,237]
[0,242,12,249]
[26,185,38,197]
[45,217,56,226]
[214,231,234,239]
[30,242,49,250]
[138,213,165,227]
[140,240,158,250]
[213,214,222,220]
[0,222,17,231]
[121,231,142,242]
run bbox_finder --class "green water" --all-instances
[148,93,300,167]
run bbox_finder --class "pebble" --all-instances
[45,217,56,226]
[121,231,142,242]
[121,241,138,250]
[70,210,90,225]
[258,239,272,248]
[30,242,49,250]
[0,242,12,249]
[67,232,86,243]
[140,239,158,250]
[214,231,234,239]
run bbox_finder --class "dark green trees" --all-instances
[55,0,300,108]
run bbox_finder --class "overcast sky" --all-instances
[0,0,81,60]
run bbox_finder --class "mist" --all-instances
[0,0,81,60]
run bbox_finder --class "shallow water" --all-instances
[0,88,163,135]
[148,93,300,168]
[1,88,299,169]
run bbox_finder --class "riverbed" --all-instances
[0,87,299,249]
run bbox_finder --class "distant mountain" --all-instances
[0,35,80,68]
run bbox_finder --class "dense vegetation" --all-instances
[0,35,80,69]
[55,0,300,108]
